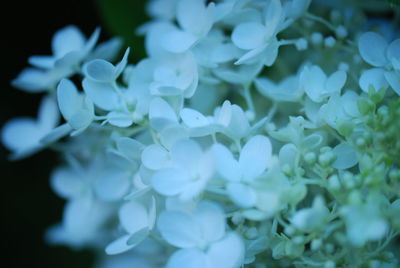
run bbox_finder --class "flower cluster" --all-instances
[3,0,400,267]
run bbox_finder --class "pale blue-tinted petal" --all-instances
[326,70,346,94]
[160,125,189,150]
[194,201,225,243]
[69,110,93,131]
[359,68,388,93]
[225,104,250,139]
[177,0,214,36]
[57,79,81,120]
[82,78,119,111]
[1,118,42,152]
[84,59,116,82]
[227,183,257,208]
[89,37,123,62]
[211,143,241,182]
[149,97,178,131]
[384,70,400,96]
[158,211,201,248]
[12,68,50,92]
[358,32,388,67]
[119,201,149,233]
[52,25,85,58]
[235,44,267,65]
[141,144,169,170]
[231,22,266,50]
[180,108,209,128]
[264,0,282,37]
[107,111,133,128]
[114,48,131,78]
[28,55,55,69]
[171,139,203,172]
[51,168,85,199]
[152,168,189,196]
[37,96,60,131]
[301,65,327,103]
[239,135,272,181]
[116,137,144,160]
[83,27,101,54]
[332,143,358,169]
[40,123,72,145]
[386,38,400,62]
[167,249,207,268]
[206,232,244,268]
[279,143,298,168]
[161,30,198,53]
[105,234,135,255]
[95,170,130,201]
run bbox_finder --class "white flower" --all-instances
[358,31,400,95]
[212,135,272,208]
[290,196,329,232]
[231,0,283,66]
[158,201,244,268]
[1,96,59,160]
[105,197,156,255]
[149,139,213,201]
[158,0,215,53]
[12,25,100,92]
[299,65,347,103]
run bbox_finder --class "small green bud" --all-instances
[311,239,322,250]
[304,152,317,165]
[358,98,375,115]
[282,163,292,176]
[245,227,258,239]
[324,243,334,254]
[389,169,400,181]
[324,260,336,268]
[328,174,341,191]
[355,137,366,149]
[319,152,336,167]
[348,190,362,205]
[284,226,295,236]
[293,235,305,244]
[337,119,354,137]
[231,213,244,225]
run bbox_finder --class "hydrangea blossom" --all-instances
[3,0,400,267]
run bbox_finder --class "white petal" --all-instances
[160,125,189,150]
[216,100,232,127]
[149,97,178,131]
[152,168,189,196]
[116,137,144,160]
[83,59,116,82]
[386,38,400,62]
[177,0,213,36]
[52,25,85,58]
[384,70,400,96]
[12,68,50,92]
[326,70,346,94]
[180,108,209,128]
[211,143,241,182]
[114,48,130,78]
[141,144,169,170]
[206,232,244,268]
[167,249,207,268]
[82,78,119,111]
[158,211,201,248]
[50,168,84,199]
[239,135,272,181]
[301,65,327,103]
[232,22,266,50]
[359,68,388,93]
[89,37,123,62]
[1,118,42,152]
[37,96,60,131]
[332,143,358,169]
[225,104,250,139]
[57,79,81,120]
[95,170,130,201]
[161,30,198,53]
[227,183,257,208]
[119,201,149,233]
[171,139,203,173]
[28,55,55,69]
[279,143,298,168]
[194,201,225,243]
[358,32,388,67]
[105,234,136,255]
[107,111,133,128]
[264,0,283,37]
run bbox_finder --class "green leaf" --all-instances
[96,0,148,61]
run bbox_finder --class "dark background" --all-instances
[0,1,146,267]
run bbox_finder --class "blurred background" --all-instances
[0,1,146,267]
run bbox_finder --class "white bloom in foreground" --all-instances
[290,196,329,233]
[212,135,272,208]
[158,201,244,268]
[106,197,156,255]
[300,65,347,103]
[1,96,59,160]
[149,139,213,201]
[358,31,400,95]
